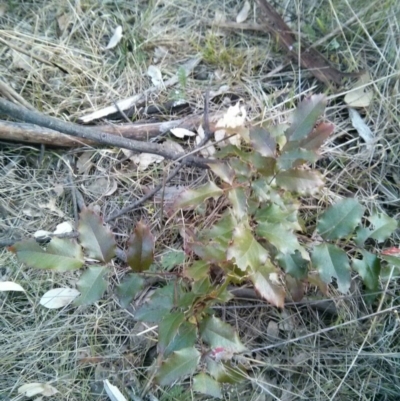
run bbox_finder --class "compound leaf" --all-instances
[249,262,285,308]
[174,181,223,210]
[126,221,154,272]
[115,273,144,308]
[10,238,84,271]
[78,208,116,262]
[249,126,276,157]
[227,223,269,271]
[155,347,200,386]
[311,243,351,293]
[276,169,324,194]
[193,373,222,399]
[74,266,108,305]
[352,250,380,291]
[317,198,364,240]
[285,94,327,141]
[200,315,246,352]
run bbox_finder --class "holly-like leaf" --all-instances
[126,221,154,272]
[200,315,246,352]
[134,284,176,324]
[276,169,324,194]
[254,203,301,231]
[317,198,365,240]
[74,266,108,305]
[183,260,210,280]
[164,321,198,356]
[352,250,380,291]
[155,347,200,386]
[277,148,319,170]
[227,223,269,271]
[285,94,327,142]
[249,126,276,157]
[298,122,334,151]
[158,312,186,355]
[202,211,237,242]
[249,262,285,308]
[193,373,222,399]
[354,210,397,247]
[256,222,304,255]
[227,187,248,221]
[208,162,235,185]
[78,208,116,262]
[115,273,144,308]
[9,238,84,271]
[206,358,245,384]
[249,153,276,176]
[174,181,223,210]
[276,250,309,279]
[311,243,351,293]
[160,249,185,271]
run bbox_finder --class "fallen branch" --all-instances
[0,112,223,147]
[256,0,361,86]
[0,98,212,167]
[78,55,202,123]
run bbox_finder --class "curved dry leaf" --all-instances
[348,108,374,149]
[170,127,196,138]
[103,380,128,401]
[236,1,251,23]
[344,73,373,107]
[163,139,184,153]
[131,153,164,171]
[40,288,80,309]
[196,125,216,157]
[0,281,25,292]
[147,65,163,86]
[105,25,123,50]
[18,383,58,397]
[54,221,74,235]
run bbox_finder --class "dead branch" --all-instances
[0,112,223,147]
[0,98,212,167]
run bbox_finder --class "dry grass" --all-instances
[1,0,400,400]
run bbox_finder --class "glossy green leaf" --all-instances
[126,221,154,272]
[202,211,236,242]
[228,158,252,180]
[155,347,200,386]
[285,94,327,141]
[277,148,318,170]
[249,126,276,157]
[184,260,210,280]
[311,243,351,293]
[174,181,223,209]
[189,241,227,263]
[78,208,116,262]
[206,358,245,384]
[256,222,304,255]
[74,266,108,305]
[352,250,380,291]
[227,187,248,221]
[276,169,324,194]
[276,250,309,279]
[134,284,176,323]
[160,249,185,271]
[158,312,186,354]
[115,273,144,308]
[249,153,276,176]
[10,238,84,271]
[208,162,235,185]
[227,223,269,271]
[355,212,398,246]
[193,373,222,399]
[249,262,285,308]
[164,321,197,356]
[254,203,301,231]
[200,315,246,352]
[317,198,364,240]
